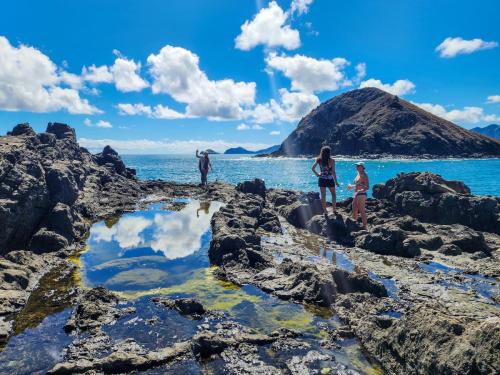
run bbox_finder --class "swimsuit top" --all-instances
[354,174,368,191]
[319,159,333,179]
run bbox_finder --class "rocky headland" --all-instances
[1,123,499,374]
[273,87,500,158]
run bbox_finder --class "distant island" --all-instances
[224,145,280,155]
[471,124,500,140]
[205,149,219,154]
[271,87,500,158]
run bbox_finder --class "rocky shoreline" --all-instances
[259,153,500,160]
[1,123,499,374]
[207,176,499,374]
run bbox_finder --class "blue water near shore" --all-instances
[123,155,500,198]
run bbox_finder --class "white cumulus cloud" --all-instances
[412,102,500,124]
[237,123,250,130]
[81,64,114,84]
[78,138,272,154]
[290,0,314,16]
[266,53,351,93]
[117,103,153,116]
[359,78,416,96]
[354,63,367,83]
[84,118,113,128]
[235,1,300,51]
[0,36,101,114]
[247,88,319,123]
[486,95,500,104]
[236,123,263,131]
[147,45,256,120]
[110,56,149,92]
[270,130,281,136]
[435,37,498,58]
[117,102,187,119]
[81,53,148,92]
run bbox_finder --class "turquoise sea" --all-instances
[123,155,500,199]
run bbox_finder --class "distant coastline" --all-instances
[120,153,500,161]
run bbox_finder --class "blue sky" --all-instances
[0,0,499,153]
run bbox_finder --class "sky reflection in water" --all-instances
[81,200,222,292]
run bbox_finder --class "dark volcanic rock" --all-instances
[7,123,36,136]
[280,200,324,229]
[0,251,56,319]
[0,122,141,254]
[373,172,500,234]
[209,194,273,270]
[336,295,500,375]
[64,287,133,333]
[236,178,266,198]
[49,339,192,375]
[152,297,207,319]
[258,208,282,233]
[46,122,76,140]
[253,258,387,306]
[95,145,136,178]
[209,181,387,307]
[273,87,500,158]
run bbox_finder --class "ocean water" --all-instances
[123,155,500,198]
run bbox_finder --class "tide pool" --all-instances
[123,155,500,198]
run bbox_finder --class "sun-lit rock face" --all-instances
[0,122,140,254]
[274,87,500,158]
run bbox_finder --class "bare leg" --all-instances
[328,187,336,213]
[320,186,327,215]
[352,196,359,221]
[359,195,367,229]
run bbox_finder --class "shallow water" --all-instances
[0,200,383,374]
[123,155,500,197]
[419,261,500,302]
[80,199,222,292]
[0,264,78,373]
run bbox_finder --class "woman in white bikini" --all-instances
[347,162,369,229]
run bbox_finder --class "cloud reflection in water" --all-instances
[82,200,223,292]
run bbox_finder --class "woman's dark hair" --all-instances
[318,146,331,165]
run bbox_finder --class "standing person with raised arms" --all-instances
[196,150,212,188]
[312,146,340,217]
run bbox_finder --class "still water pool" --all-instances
[0,200,383,374]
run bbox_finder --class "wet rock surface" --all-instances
[0,123,228,342]
[51,296,345,375]
[373,171,500,234]
[335,294,499,375]
[1,123,499,374]
[209,190,387,307]
[0,122,139,255]
[0,251,60,344]
[272,173,499,261]
[64,287,134,333]
[259,172,499,374]
[152,297,207,319]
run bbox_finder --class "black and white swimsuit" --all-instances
[318,160,335,187]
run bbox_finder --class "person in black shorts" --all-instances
[312,146,340,216]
